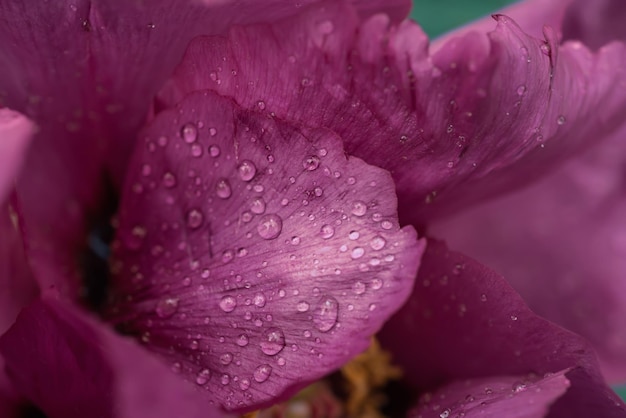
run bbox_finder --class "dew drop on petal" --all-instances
[216,179,232,199]
[181,122,198,143]
[236,334,250,347]
[313,296,339,332]
[221,374,230,385]
[352,282,366,295]
[351,201,367,216]
[381,220,393,230]
[303,155,321,171]
[296,301,310,312]
[253,364,272,383]
[351,247,365,259]
[371,278,383,290]
[253,293,266,308]
[320,224,335,239]
[190,144,203,157]
[239,378,251,391]
[155,297,179,318]
[260,328,285,356]
[195,369,211,385]
[220,352,233,365]
[370,235,386,250]
[209,144,221,157]
[219,295,237,312]
[237,160,257,181]
[186,208,204,229]
[162,172,177,188]
[250,197,266,214]
[257,214,283,240]
[557,115,566,125]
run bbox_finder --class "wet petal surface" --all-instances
[107,91,423,412]
[0,109,34,204]
[0,299,223,418]
[379,239,626,417]
[159,0,626,225]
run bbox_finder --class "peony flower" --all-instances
[0,0,625,417]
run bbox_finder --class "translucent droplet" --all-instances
[219,295,237,313]
[181,122,198,143]
[162,172,177,188]
[253,364,272,383]
[186,208,204,229]
[220,374,230,385]
[237,160,257,181]
[370,235,386,250]
[221,249,234,264]
[220,352,233,365]
[557,115,566,125]
[155,297,179,318]
[371,278,383,290]
[303,155,321,171]
[209,127,217,136]
[320,224,335,239]
[440,409,450,418]
[190,144,203,157]
[351,247,365,259]
[257,214,283,240]
[195,369,211,385]
[290,236,301,245]
[260,328,285,356]
[209,144,221,157]
[239,378,251,391]
[216,179,232,199]
[313,296,339,332]
[381,220,393,230]
[348,231,360,240]
[516,85,526,96]
[250,197,266,214]
[512,381,527,393]
[352,282,366,295]
[253,293,266,308]
[351,201,367,216]
[236,334,249,347]
[296,301,310,312]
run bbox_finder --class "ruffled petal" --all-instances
[431,124,626,384]
[107,90,423,412]
[158,0,626,226]
[0,299,224,418]
[409,371,570,418]
[379,239,626,417]
[563,0,626,49]
[0,109,34,204]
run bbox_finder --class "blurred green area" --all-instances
[410,0,626,403]
[409,0,516,38]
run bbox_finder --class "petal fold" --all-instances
[107,90,423,412]
[0,109,34,204]
[379,239,626,417]
[158,0,626,225]
[0,299,223,418]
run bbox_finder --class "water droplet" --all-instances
[480,294,488,302]
[257,214,283,240]
[512,381,527,393]
[557,115,566,125]
[351,247,365,259]
[516,85,526,96]
[353,282,366,295]
[155,297,179,318]
[320,224,335,239]
[239,378,251,391]
[370,235,386,250]
[186,208,204,229]
[162,172,177,188]
[237,160,257,181]
[250,197,266,214]
[195,369,211,385]
[220,353,233,365]
[348,230,360,240]
[260,328,285,356]
[209,144,221,157]
[303,155,321,171]
[313,296,339,332]
[381,220,393,230]
[253,364,272,383]
[181,123,198,143]
[351,201,367,216]
[191,144,203,157]
[253,293,266,308]
[296,301,310,312]
[221,249,234,264]
[216,179,232,199]
[440,409,450,418]
[219,295,237,313]
[236,334,249,347]
[209,127,217,136]
[220,374,230,385]
[371,278,383,290]
[257,100,266,110]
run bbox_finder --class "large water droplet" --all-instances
[195,369,211,385]
[237,160,257,181]
[253,364,272,383]
[220,353,233,365]
[250,197,266,214]
[216,179,232,199]
[181,122,198,143]
[297,301,310,312]
[351,201,367,216]
[370,236,386,251]
[186,208,204,229]
[236,333,249,347]
[352,282,366,295]
[313,296,339,332]
[155,297,179,318]
[219,295,237,312]
[351,247,365,259]
[253,293,266,308]
[209,144,221,157]
[239,378,251,391]
[303,155,320,171]
[260,328,285,356]
[257,214,283,240]
[162,172,177,188]
[320,224,335,239]
[220,374,230,385]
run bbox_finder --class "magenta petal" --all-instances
[379,239,626,417]
[107,91,423,412]
[563,0,626,49]
[409,371,570,418]
[0,109,34,204]
[0,299,224,418]
[158,0,626,225]
[431,124,626,384]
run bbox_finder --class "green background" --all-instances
[409,0,626,402]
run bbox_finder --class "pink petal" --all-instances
[563,0,626,49]
[409,371,571,418]
[158,0,626,225]
[0,299,224,418]
[0,109,34,204]
[107,91,423,412]
[378,239,626,417]
[431,123,626,384]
